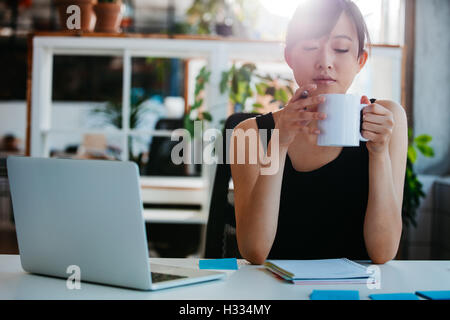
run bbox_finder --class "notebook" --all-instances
[264,258,374,284]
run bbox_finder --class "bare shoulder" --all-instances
[233,110,280,133]
[233,116,258,132]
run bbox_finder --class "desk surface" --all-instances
[1,255,450,300]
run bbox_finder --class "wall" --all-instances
[403,175,450,259]
[413,0,450,175]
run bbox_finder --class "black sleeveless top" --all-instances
[255,99,376,260]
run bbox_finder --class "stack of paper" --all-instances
[264,258,375,285]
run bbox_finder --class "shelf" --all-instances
[140,176,206,190]
[140,176,207,207]
[42,128,124,135]
[42,128,176,137]
[142,208,207,224]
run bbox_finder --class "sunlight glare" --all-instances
[259,0,306,18]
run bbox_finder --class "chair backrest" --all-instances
[204,112,259,258]
[144,118,188,176]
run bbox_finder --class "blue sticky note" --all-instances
[199,258,238,270]
[415,290,450,300]
[369,293,419,300]
[310,290,360,300]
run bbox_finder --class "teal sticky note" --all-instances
[415,291,450,300]
[369,293,419,300]
[310,290,360,300]
[199,258,238,270]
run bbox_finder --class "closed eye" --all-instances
[303,48,349,53]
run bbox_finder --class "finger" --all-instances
[362,122,392,135]
[297,124,321,135]
[291,83,318,102]
[362,113,387,125]
[361,95,371,105]
[297,111,327,121]
[361,130,388,144]
[361,130,375,141]
[363,103,392,116]
[291,95,325,110]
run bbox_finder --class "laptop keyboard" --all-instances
[151,272,187,283]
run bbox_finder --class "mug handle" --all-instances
[359,104,369,142]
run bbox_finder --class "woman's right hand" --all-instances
[275,83,327,148]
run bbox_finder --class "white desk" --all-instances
[1,255,449,300]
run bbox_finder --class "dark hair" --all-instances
[286,0,371,58]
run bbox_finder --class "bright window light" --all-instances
[259,0,306,18]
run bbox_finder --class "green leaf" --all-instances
[238,82,247,93]
[184,115,195,138]
[274,89,288,104]
[190,99,202,110]
[201,111,213,122]
[416,144,435,157]
[414,134,432,145]
[229,92,238,105]
[220,71,230,94]
[255,83,268,96]
[231,72,239,95]
[407,146,417,164]
[408,128,414,141]
[252,103,263,109]
[255,73,273,82]
[277,89,289,104]
[285,85,294,96]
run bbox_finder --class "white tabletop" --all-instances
[1,255,450,300]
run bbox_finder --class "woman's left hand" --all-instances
[360,96,395,156]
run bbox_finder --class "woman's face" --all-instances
[285,12,368,95]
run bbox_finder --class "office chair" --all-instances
[144,118,190,176]
[204,112,260,258]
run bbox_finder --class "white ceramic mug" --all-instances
[317,94,369,147]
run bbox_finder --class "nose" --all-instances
[315,47,333,70]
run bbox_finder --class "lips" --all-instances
[313,77,336,85]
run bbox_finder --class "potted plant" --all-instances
[185,0,246,36]
[220,63,294,114]
[396,129,435,259]
[55,0,96,32]
[184,66,213,175]
[186,0,222,35]
[184,66,213,137]
[253,73,294,112]
[93,0,123,33]
[220,63,257,113]
[91,87,151,163]
[402,130,435,227]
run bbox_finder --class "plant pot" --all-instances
[55,0,96,32]
[93,3,123,33]
[215,23,233,37]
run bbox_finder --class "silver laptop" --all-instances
[7,156,225,291]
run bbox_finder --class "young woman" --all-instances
[230,0,408,265]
